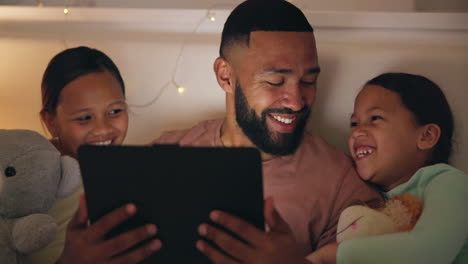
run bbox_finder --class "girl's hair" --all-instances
[41,46,125,115]
[366,72,454,164]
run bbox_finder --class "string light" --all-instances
[172,80,186,95]
[36,1,44,7]
[170,13,210,96]
[129,2,246,108]
[60,1,71,49]
[177,86,186,95]
[208,11,216,22]
[130,8,214,107]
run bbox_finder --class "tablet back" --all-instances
[78,145,264,263]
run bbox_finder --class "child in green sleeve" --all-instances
[307,73,468,264]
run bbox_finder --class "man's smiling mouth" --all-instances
[271,114,296,124]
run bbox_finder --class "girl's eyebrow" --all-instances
[367,106,382,112]
[70,101,126,115]
[109,101,127,107]
[350,106,383,118]
[70,108,92,115]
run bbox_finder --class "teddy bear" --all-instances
[336,193,423,242]
[0,129,81,263]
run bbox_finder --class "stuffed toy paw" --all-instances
[337,193,423,242]
[0,129,81,263]
[12,213,58,254]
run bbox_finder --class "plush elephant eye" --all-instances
[5,166,16,177]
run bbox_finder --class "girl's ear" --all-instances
[213,57,234,94]
[417,123,441,150]
[40,110,58,138]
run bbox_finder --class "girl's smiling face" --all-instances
[348,84,425,190]
[43,70,128,159]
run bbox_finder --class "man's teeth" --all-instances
[272,115,296,124]
[356,148,374,158]
[93,140,112,145]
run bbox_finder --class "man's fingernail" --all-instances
[198,224,207,236]
[147,224,157,235]
[149,239,162,251]
[126,204,136,214]
[210,211,220,221]
[196,240,204,252]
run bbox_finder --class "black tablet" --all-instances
[78,144,264,264]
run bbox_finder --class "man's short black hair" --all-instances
[220,0,314,57]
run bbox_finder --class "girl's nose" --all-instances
[351,125,368,138]
[91,119,114,137]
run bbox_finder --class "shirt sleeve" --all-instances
[337,171,468,264]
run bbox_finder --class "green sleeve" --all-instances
[337,171,468,264]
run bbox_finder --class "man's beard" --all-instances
[234,81,310,156]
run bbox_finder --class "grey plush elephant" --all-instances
[0,129,81,263]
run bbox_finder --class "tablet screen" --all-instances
[78,144,264,263]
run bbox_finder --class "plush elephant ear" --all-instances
[57,156,82,198]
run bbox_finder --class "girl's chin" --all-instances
[356,168,375,182]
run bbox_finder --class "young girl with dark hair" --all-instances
[307,73,468,264]
[28,47,160,264]
[40,46,128,159]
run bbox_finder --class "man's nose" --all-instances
[281,83,305,112]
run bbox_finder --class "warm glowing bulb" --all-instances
[37,1,43,7]
[177,86,186,94]
[210,16,216,22]
[63,8,69,14]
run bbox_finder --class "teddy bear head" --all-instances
[0,129,81,218]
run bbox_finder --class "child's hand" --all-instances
[56,194,161,264]
[196,197,310,264]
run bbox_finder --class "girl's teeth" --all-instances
[356,148,374,158]
[93,140,112,145]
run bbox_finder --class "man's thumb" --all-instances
[264,197,292,233]
[69,193,88,228]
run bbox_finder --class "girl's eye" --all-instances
[350,121,358,128]
[371,115,382,121]
[109,109,123,115]
[301,80,316,86]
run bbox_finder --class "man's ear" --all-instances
[417,123,441,150]
[40,110,58,138]
[213,57,234,94]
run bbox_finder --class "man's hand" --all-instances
[56,194,161,264]
[306,243,338,264]
[196,197,310,264]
